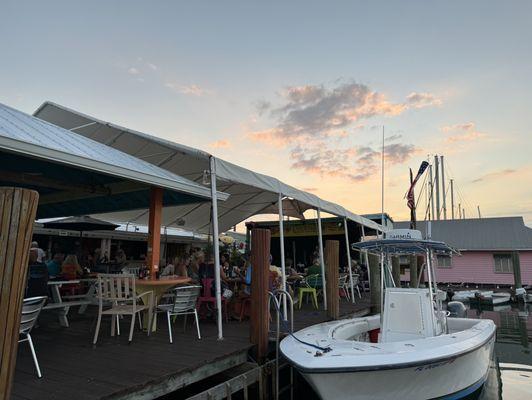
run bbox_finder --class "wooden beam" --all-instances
[147,187,163,278]
[0,187,39,399]
[368,253,381,314]
[250,228,271,363]
[392,256,401,287]
[325,240,339,320]
[409,255,418,288]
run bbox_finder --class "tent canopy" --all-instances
[0,102,227,219]
[34,101,385,233]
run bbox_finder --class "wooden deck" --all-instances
[12,295,370,400]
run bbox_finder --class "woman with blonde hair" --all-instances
[61,254,83,278]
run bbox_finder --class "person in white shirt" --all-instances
[31,241,46,263]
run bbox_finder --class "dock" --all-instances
[12,297,370,400]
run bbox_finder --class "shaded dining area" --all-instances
[1,101,379,400]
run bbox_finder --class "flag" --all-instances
[407,161,429,228]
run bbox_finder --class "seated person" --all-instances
[46,253,64,278]
[160,258,175,276]
[114,249,127,266]
[307,258,322,276]
[61,254,83,278]
[27,248,49,297]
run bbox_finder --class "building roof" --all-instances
[394,217,532,251]
[34,101,384,234]
[0,102,227,218]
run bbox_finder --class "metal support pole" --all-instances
[278,193,288,320]
[434,155,440,220]
[429,164,435,221]
[317,208,327,310]
[209,156,223,340]
[441,155,447,220]
[450,179,455,219]
[343,218,355,302]
[361,225,370,291]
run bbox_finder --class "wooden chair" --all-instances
[197,278,228,322]
[153,285,202,342]
[19,296,47,378]
[93,274,154,344]
[297,274,320,310]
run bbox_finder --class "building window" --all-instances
[493,254,513,273]
[436,255,452,268]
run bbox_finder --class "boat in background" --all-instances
[281,230,496,400]
[452,290,511,305]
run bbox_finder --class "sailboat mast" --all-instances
[381,126,385,235]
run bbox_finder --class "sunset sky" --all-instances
[1,1,531,225]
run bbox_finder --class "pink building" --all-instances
[395,217,532,287]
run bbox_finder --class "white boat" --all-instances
[281,230,496,400]
[452,290,510,305]
[516,287,532,303]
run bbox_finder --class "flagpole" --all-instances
[381,126,385,236]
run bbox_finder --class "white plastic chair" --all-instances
[352,274,362,298]
[93,274,153,344]
[153,285,201,343]
[19,296,47,378]
[339,274,351,301]
[121,266,140,277]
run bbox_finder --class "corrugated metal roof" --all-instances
[33,101,384,233]
[0,102,225,200]
[394,217,532,250]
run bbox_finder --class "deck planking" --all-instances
[12,294,370,399]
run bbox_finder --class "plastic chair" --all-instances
[197,278,228,322]
[19,296,47,378]
[93,274,154,344]
[153,285,202,342]
[339,274,350,301]
[297,274,320,310]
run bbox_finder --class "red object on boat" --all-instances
[369,328,380,343]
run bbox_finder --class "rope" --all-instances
[270,291,331,353]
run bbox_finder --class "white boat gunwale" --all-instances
[281,322,496,374]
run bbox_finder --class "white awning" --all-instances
[0,102,229,219]
[34,101,385,233]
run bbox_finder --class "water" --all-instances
[295,302,532,399]
[468,302,532,399]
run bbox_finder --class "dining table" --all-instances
[135,275,192,331]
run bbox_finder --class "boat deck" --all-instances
[12,295,370,400]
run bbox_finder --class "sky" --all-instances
[1,1,531,226]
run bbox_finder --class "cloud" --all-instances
[301,187,318,192]
[441,122,487,143]
[245,80,433,182]
[165,82,211,96]
[127,67,140,75]
[289,140,418,183]
[406,92,442,108]
[248,81,440,146]
[472,169,516,183]
[147,63,158,71]
[209,139,232,149]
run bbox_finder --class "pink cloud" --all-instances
[441,122,487,143]
[209,139,232,149]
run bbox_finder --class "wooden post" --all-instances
[0,187,39,399]
[250,228,271,362]
[325,240,340,320]
[147,187,163,279]
[409,255,418,288]
[368,253,381,314]
[512,251,522,289]
[392,256,401,288]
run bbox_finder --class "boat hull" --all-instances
[300,335,495,400]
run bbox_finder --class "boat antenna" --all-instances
[381,126,385,237]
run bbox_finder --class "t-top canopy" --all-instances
[352,238,455,256]
[0,102,228,219]
[34,101,385,234]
